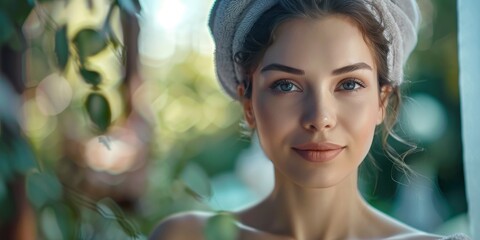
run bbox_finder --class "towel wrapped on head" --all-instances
[209,0,421,100]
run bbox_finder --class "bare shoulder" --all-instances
[365,206,447,240]
[385,232,443,240]
[373,212,471,240]
[148,211,282,240]
[388,232,471,240]
[149,211,214,240]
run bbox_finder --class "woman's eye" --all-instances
[270,80,301,93]
[337,79,365,91]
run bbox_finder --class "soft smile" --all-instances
[292,142,346,163]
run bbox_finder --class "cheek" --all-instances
[252,93,301,156]
[339,95,379,152]
[253,94,297,133]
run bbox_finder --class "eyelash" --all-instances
[269,78,366,94]
[336,78,366,92]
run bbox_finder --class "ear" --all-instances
[377,86,391,125]
[237,84,256,129]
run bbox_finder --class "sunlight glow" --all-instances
[85,128,143,175]
[154,0,186,31]
[36,73,72,116]
[402,93,447,143]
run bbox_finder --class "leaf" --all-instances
[0,10,14,46]
[7,28,24,51]
[55,25,69,71]
[11,137,37,174]
[2,0,33,27]
[0,142,13,181]
[52,203,75,240]
[117,0,141,15]
[0,178,6,202]
[80,67,101,86]
[34,0,56,4]
[0,75,21,125]
[181,163,212,200]
[26,172,63,208]
[97,199,140,237]
[85,92,111,132]
[108,26,122,50]
[39,207,63,240]
[73,29,107,62]
[27,0,61,8]
[204,212,239,240]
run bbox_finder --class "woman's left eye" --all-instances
[337,79,365,91]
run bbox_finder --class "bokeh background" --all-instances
[0,0,469,239]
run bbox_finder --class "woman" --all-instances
[150,0,470,239]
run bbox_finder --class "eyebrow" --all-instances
[332,62,372,75]
[260,62,372,76]
[260,64,305,75]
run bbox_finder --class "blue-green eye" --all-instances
[270,80,301,93]
[337,79,365,91]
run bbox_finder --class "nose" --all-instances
[301,93,337,132]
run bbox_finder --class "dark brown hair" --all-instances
[234,0,416,175]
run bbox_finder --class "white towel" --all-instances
[371,0,420,86]
[209,0,420,99]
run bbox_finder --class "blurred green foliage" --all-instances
[204,212,239,240]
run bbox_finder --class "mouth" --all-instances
[292,142,345,163]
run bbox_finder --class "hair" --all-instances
[233,0,417,176]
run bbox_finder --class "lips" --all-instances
[292,142,345,163]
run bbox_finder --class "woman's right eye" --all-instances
[270,79,301,93]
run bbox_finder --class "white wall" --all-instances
[458,0,480,237]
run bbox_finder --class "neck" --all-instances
[241,170,370,240]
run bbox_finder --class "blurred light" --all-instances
[154,0,186,31]
[435,213,471,236]
[401,93,447,143]
[195,28,215,57]
[132,81,163,124]
[206,134,275,211]
[139,31,177,62]
[203,93,232,129]
[85,127,143,175]
[208,172,256,211]
[236,134,274,199]
[181,163,212,199]
[36,73,73,116]
[393,175,449,231]
[149,84,170,110]
[139,0,209,63]
[163,96,200,133]
[138,0,186,62]
[23,10,46,40]
[40,207,63,240]
[21,99,57,140]
[416,0,436,51]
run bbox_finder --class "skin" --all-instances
[150,16,443,240]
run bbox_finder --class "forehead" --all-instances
[258,16,376,75]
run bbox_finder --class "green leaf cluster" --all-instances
[204,212,239,240]
[85,92,112,132]
[0,0,31,50]
[73,28,108,63]
[26,172,62,208]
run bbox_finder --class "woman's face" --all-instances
[241,16,388,188]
